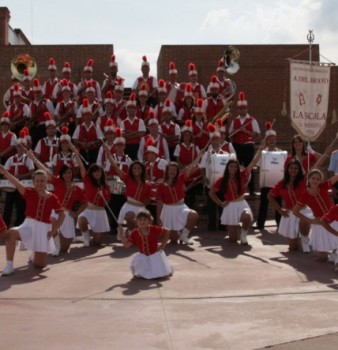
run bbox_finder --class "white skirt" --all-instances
[278,212,299,239]
[78,207,110,233]
[117,201,146,225]
[130,251,173,279]
[160,203,191,231]
[59,211,76,239]
[18,218,55,253]
[220,199,253,226]
[310,222,338,252]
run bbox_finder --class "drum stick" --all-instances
[228,119,254,138]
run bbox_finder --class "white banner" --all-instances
[290,61,330,141]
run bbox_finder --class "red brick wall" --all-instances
[158,44,338,153]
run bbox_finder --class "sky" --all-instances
[3,0,338,86]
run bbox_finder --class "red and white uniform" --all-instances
[0,130,17,158]
[284,153,318,174]
[72,122,103,151]
[21,89,34,105]
[220,141,236,155]
[138,134,170,162]
[154,101,177,121]
[52,81,77,102]
[190,83,207,100]
[77,79,102,103]
[177,106,193,124]
[35,136,59,164]
[5,154,34,177]
[202,96,226,122]
[160,121,180,148]
[111,99,126,124]
[29,99,55,125]
[42,78,59,101]
[76,101,104,124]
[104,153,132,177]
[7,102,30,122]
[120,117,146,145]
[229,114,260,145]
[136,104,152,122]
[192,121,211,150]
[51,152,78,176]
[132,76,158,94]
[55,100,77,125]
[101,75,124,95]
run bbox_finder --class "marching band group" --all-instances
[0,54,338,279]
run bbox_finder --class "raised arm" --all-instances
[27,150,53,182]
[0,165,26,196]
[69,143,86,179]
[103,143,125,179]
[246,141,265,174]
[184,148,206,178]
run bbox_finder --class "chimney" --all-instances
[0,7,10,45]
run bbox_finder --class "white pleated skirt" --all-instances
[59,211,76,239]
[117,202,146,225]
[18,218,55,253]
[130,251,173,279]
[160,203,191,231]
[278,212,300,239]
[78,207,110,233]
[220,199,253,226]
[310,222,338,252]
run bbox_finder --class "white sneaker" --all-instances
[300,235,310,253]
[328,252,337,263]
[28,252,35,263]
[73,236,84,243]
[2,265,14,276]
[179,230,192,245]
[52,235,61,256]
[240,230,248,245]
[82,232,91,247]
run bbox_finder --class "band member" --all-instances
[42,58,59,105]
[21,69,35,105]
[159,99,181,160]
[192,98,212,150]
[177,83,194,126]
[101,54,124,95]
[29,78,55,148]
[77,59,102,104]
[71,143,111,247]
[51,126,79,178]
[329,146,338,204]
[208,142,265,245]
[97,119,116,169]
[7,83,30,135]
[187,63,207,100]
[34,114,59,167]
[137,116,170,162]
[153,79,175,122]
[3,75,19,107]
[268,159,308,252]
[76,81,104,125]
[111,78,127,125]
[136,83,153,124]
[120,209,173,280]
[166,61,184,112]
[0,112,17,165]
[229,91,261,195]
[54,79,78,135]
[0,168,64,275]
[217,119,236,155]
[120,93,146,160]
[28,152,87,255]
[96,91,115,133]
[3,130,35,227]
[132,56,158,107]
[52,61,77,103]
[156,153,203,245]
[202,75,227,122]
[72,98,103,165]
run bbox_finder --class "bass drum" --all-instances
[259,150,288,188]
[205,154,230,186]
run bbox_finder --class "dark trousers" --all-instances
[107,193,126,233]
[30,124,46,149]
[3,190,26,227]
[233,143,255,194]
[125,144,139,161]
[333,182,338,205]
[256,187,281,228]
[207,189,223,231]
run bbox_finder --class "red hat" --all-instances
[109,54,118,68]
[126,93,137,107]
[61,79,71,92]
[86,80,95,94]
[184,83,193,98]
[207,123,220,138]
[104,118,115,133]
[82,98,92,114]
[169,61,177,75]
[141,55,150,67]
[48,57,57,71]
[114,128,125,145]
[216,118,226,133]
[17,128,28,145]
[84,59,94,72]
[104,91,114,104]
[22,127,31,142]
[32,78,42,92]
[60,126,71,142]
[209,75,220,90]
[22,69,31,81]
[114,77,124,92]
[181,119,193,133]
[265,121,277,138]
[158,79,167,94]
[1,111,11,124]
[147,111,158,126]
[139,83,148,97]
[237,91,248,108]
[217,59,225,72]
[62,61,71,73]
[45,112,56,128]
[13,83,22,97]
[162,98,172,114]
[145,137,159,155]
[188,63,197,76]
[194,98,204,114]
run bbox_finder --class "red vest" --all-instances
[122,118,142,144]
[136,105,151,122]
[145,158,165,181]
[143,135,166,159]
[39,137,59,163]
[180,106,193,123]
[0,131,15,156]
[8,155,30,176]
[177,143,198,166]
[108,154,130,177]
[160,122,177,148]
[54,152,76,176]
[78,124,99,150]
[192,122,210,150]
[9,102,26,122]
[44,79,59,100]
[231,116,254,144]
[58,100,76,124]
[205,97,224,121]
[30,99,49,123]
[137,76,155,91]
[21,89,34,105]
[112,100,126,121]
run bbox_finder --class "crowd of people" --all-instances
[0,54,338,279]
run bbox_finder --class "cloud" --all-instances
[202,8,229,29]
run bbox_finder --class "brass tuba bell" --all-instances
[223,46,240,75]
[11,54,37,81]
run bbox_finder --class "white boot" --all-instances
[2,261,14,276]
[179,228,192,245]
[52,235,61,256]
[82,231,91,247]
[240,229,248,245]
[300,234,310,253]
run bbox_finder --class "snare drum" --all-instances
[205,154,230,186]
[259,151,288,188]
[108,179,126,195]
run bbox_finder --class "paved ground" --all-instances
[1,221,338,350]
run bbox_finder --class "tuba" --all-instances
[223,46,240,75]
[11,54,37,81]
